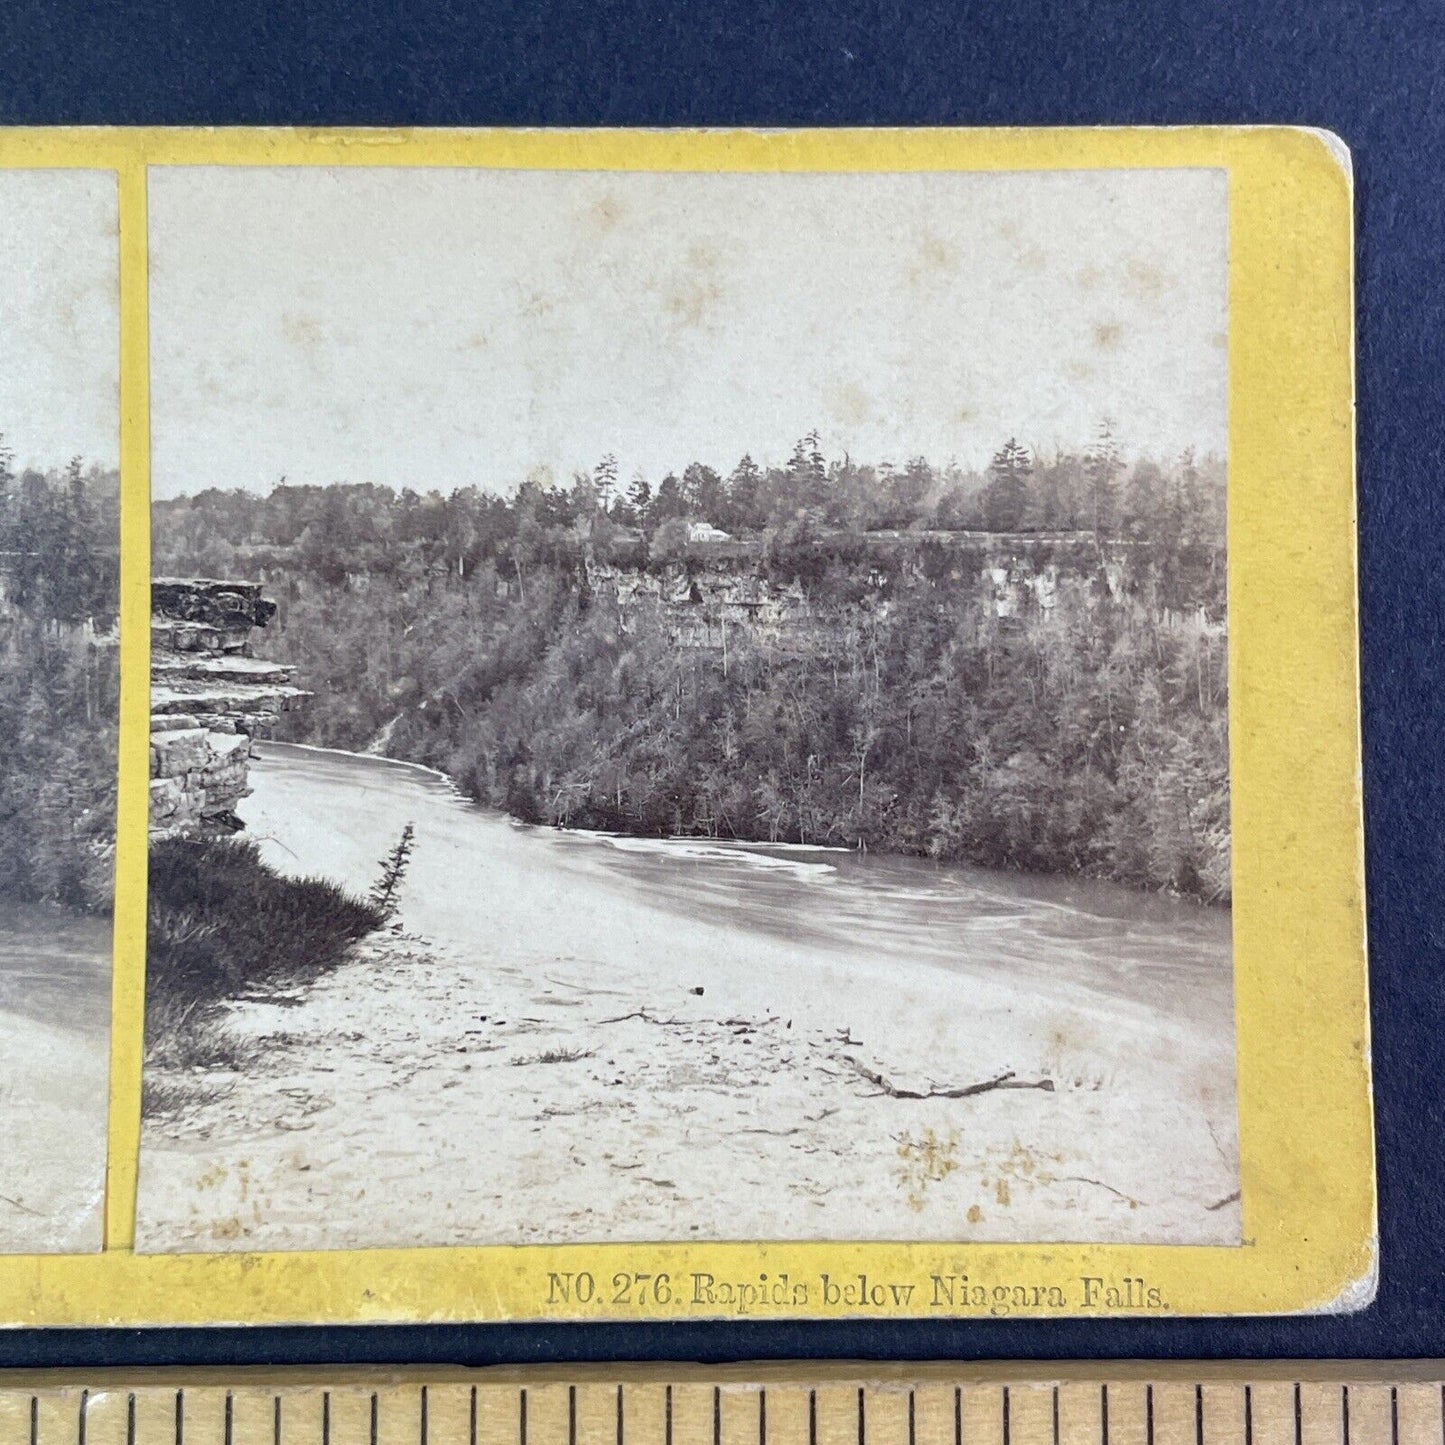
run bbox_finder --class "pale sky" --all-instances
[0,169,118,472]
[148,166,1226,500]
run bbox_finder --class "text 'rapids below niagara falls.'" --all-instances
[545,1269,1169,1316]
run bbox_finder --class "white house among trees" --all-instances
[686,521,732,543]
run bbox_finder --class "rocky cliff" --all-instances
[149,579,309,835]
[587,534,1224,655]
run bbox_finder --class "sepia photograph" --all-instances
[0,168,119,1253]
[135,164,1236,1254]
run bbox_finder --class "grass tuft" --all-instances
[512,1046,594,1066]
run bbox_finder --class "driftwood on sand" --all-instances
[843,1056,1056,1100]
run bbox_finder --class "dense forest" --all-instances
[154,430,1231,902]
[0,444,120,909]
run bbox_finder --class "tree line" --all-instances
[0,444,119,909]
[155,427,1224,586]
[153,432,1230,903]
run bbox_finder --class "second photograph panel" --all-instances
[136,163,1236,1253]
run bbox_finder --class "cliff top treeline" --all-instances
[153,432,1230,903]
[0,449,119,908]
[154,429,1224,591]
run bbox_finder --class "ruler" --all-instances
[0,1366,1441,1445]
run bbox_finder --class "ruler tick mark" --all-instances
[371,1393,379,1445]
[1101,1384,1109,1445]
[570,1387,577,1445]
[714,1388,721,1445]
[1004,1387,1011,1445]
[908,1390,916,1445]
[665,1387,672,1445]
[323,1393,331,1445]
[859,1388,867,1445]
[80,1389,90,1445]
[126,1396,134,1445]
[759,1389,766,1445]
[1342,1386,1350,1445]
[1244,1386,1253,1445]
[1146,1386,1153,1445]
[520,1387,528,1445]
[421,1387,429,1445]
[1294,1385,1302,1445]
[954,1387,961,1445]
[1195,1385,1204,1445]
[618,1384,625,1445]
[176,1390,185,1445]
[274,1396,282,1445]
[224,1394,233,1445]
[470,1388,477,1445]
[809,1392,817,1445]
[1052,1389,1060,1445]
[1391,1387,1399,1445]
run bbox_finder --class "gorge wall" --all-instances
[149,579,309,835]
[586,533,1224,655]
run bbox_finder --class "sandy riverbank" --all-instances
[135,745,1239,1253]
[137,919,1239,1250]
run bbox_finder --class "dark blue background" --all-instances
[2,0,1441,1367]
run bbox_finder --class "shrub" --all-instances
[145,836,384,1075]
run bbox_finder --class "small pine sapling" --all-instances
[368,822,416,922]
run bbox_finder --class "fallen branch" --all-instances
[596,1008,685,1026]
[544,973,629,998]
[843,1056,1055,1100]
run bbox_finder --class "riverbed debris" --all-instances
[843,1057,1056,1100]
[596,1007,686,1026]
[511,1047,595,1066]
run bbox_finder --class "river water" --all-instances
[0,901,111,1252]
[244,743,1234,1034]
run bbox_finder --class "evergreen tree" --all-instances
[1122,458,1165,540]
[593,453,619,512]
[651,473,686,523]
[783,431,828,517]
[982,439,1033,531]
[368,822,416,921]
[724,454,763,531]
[1084,419,1123,537]
[626,471,652,524]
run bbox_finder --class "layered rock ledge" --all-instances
[149,579,310,835]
